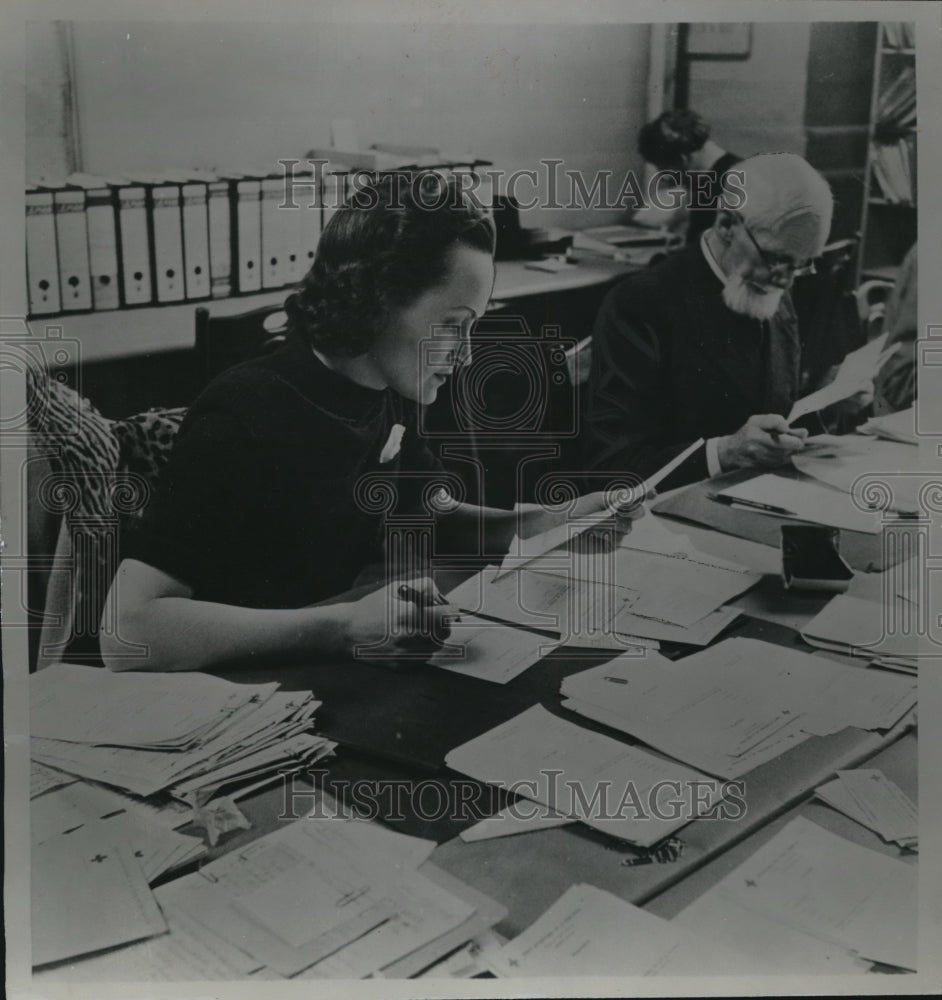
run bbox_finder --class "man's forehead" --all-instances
[754,212,823,259]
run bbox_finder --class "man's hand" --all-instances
[337,577,454,667]
[717,414,808,471]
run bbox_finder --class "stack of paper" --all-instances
[156,805,506,979]
[715,474,884,533]
[445,704,726,846]
[561,638,916,778]
[802,592,919,673]
[32,826,169,968]
[490,883,768,977]
[859,406,918,445]
[787,332,899,424]
[815,768,918,850]
[30,664,335,804]
[673,817,917,971]
[792,434,923,514]
[446,548,753,651]
[32,778,204,881]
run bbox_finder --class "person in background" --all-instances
[873,243,918,415]
[104,174,642,673]
[631,109,741,244]
[586,152,844,491]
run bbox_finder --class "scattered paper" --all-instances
[816,769,917,848]
[788,333,898,423]
[859,406,918,445]
[429,614,560,684]
[30,760,78,799]
[459,805,575,842]
[32,828,167,966]
[716,474,883,533]
[491,883,759,977]
[446,704,725,846]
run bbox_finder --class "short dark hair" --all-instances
[637,109,710,171]
[285,172,496,357]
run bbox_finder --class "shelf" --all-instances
[880,47,915,56]
[868,197,917,208]
[35,256,637,365]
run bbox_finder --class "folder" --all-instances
[65,173,123,311]
[116,182,154,306]
[260,176,288,289]
[296,165,322,278]
[180,182,212,300]
[25,185,62,315]
[207,176,234,298]
[280,171,306,285]
[51,183,93,312]
[146,177,186,303]
[233,178,262,293]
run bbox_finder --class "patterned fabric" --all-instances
[26,363,185,666]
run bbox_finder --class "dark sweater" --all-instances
[128,334,442,609]
[584,244,801,490]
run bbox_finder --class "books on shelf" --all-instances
[882,22,915,50]
[870,134,916,204]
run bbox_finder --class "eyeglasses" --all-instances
[739,219,817,279]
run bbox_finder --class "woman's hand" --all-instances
[337,577,455,667]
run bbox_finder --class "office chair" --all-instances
[194,303,289,389]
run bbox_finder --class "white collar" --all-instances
[699,230,728,287]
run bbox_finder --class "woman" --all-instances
[103,173,639,672]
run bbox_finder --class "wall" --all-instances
[685,22,812,158]
[29,20,652,229]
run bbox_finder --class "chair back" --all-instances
[194,303,289,388]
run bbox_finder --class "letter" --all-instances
[614,780,647,820]
[565,169,609,210]
[686,170,715,211]
[542,158,564,210]
[648,780,684,822]
[453,779,484,822]
[720,168,746,211]
[349,779,381,821]
[541,768,565,814]
[413,780,447,821]
[649,170,685,210]
[278,158,324,210]
[567,779,610,821]
[689,779,719,819]
[505,169,539,211]
[718,780,747,821]
[614,169,646,211]
[278,768,325,820]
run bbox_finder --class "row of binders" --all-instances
[882,21,915,49]
[26,167,347,317]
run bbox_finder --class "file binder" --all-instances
[66,173,122,311]
[148,179,186,303]
[296,165,321,277]
[116,182,153,306]
[207,176,234,298]
[280,169,306,285]
[52,184,93,312]
[233,178,262,293]
[26,185,62,315]
[180,182,212,300]
[260,176,288,288]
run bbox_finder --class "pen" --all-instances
[707,493,796,517]
[397,584,461,624]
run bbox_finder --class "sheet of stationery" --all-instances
[489,882,768,977]
[155,806,502,979]
[560,638,916,778]
[671,817,916,972]
[445,704,725,846]
[815,768,918,850]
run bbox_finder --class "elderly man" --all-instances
[586,152,833,490]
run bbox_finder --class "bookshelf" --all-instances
[858,22,917,283]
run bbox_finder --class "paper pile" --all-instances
[815,768,917,850]
[446,536,756,653]
[490,883,769,977]
[30,664,335,804]
[156,805,506,980]
[561,638,916,778]
[859,405,918,445]
[802,592,919,673]
[673,817,916,971]
[445,704,727,846]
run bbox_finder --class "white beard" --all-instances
[722,273,785,321]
